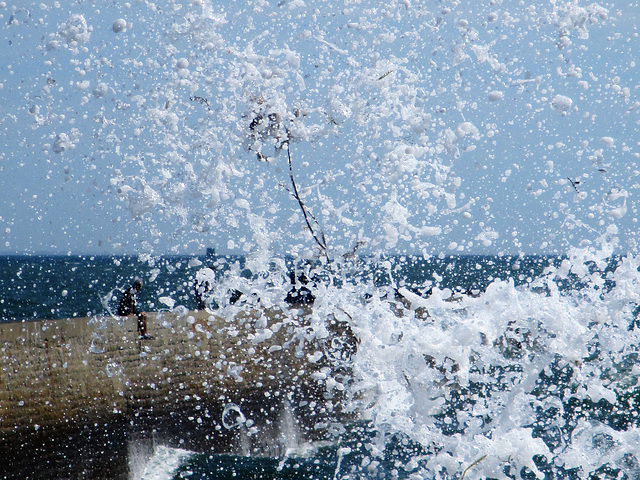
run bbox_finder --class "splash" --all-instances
[3,0,640,478]
[4,0,638,255]
[128,444,193,480]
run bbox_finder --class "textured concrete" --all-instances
[0,307,354,479]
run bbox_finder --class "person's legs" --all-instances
[137,313,147,336]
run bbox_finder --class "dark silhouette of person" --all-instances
[194,266,216,310]
[118,278,149,339]
[285,271,315,305]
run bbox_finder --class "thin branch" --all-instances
[343,240,365,261]
[280,179,326,248]
[377,70,394,81]
[460,455,487,480]
[567,177,580,193]
[189,95,211,110]
[282,136,328,260]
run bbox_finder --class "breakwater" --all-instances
[0,307,354,480]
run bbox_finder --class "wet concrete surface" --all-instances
[0,308,353,479]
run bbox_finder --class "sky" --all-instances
[0,0,639,258]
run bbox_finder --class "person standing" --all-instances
[285,270,315,305]
[118,278,150,339]
[194,266,216,310]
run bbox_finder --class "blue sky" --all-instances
[1,0,639,257]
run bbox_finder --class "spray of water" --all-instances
[5,0,640,478]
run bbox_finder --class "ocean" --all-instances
[3,253,640,479]
[0,254,208,323]
[0,254,561,324]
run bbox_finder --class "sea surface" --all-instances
[0,254,560,323]
[3,254,640,479]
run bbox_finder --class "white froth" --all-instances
[59,14,91,44]
[345,242,640,477]
[487,90,503,102]
[600,136,615,147]
[92,82,109,98]
[130,445,191,480]
[551,94,573,113]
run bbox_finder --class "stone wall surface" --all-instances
[0,307,350,480]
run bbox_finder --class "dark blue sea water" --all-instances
[169,423,430,480]
[0,254,561,323]
[0,254,226,322]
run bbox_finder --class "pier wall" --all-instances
[0,308,350,479]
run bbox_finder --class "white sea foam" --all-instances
[285,240,640,478]
[129,444,192,480]
[557,420,640,475]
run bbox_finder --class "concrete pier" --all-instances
[0,307,355,480]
